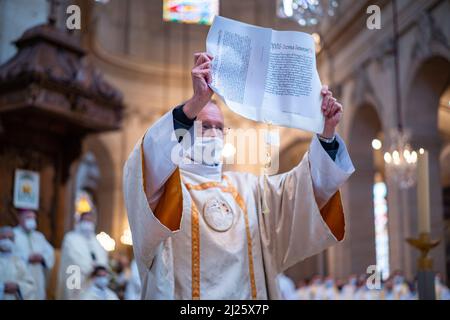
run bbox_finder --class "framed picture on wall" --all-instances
[13,169,40,210]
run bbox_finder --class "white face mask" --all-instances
[24,218,37,231]
[187,136,224,166]
[0,238,14,252]
[94,276,109,289]
[394,276,404,285]
[78,221,95,235]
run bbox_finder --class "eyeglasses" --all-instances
[201,124,230,136]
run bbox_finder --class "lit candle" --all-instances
[417,149,430,234]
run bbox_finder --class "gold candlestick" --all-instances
[406,232,440,271]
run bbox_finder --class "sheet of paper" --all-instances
[206,16,324,133]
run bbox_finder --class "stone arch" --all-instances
[403,55,450,279]
[343,70,385,141]
[404,56,450,143]
[82,136,116,236]
[345,102,382,275]
[405,16,450,104]
[65,136,116,236]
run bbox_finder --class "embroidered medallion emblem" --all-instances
[202,198,234,232]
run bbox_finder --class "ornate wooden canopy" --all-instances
[0,21,123,135]
[0,6,124,245]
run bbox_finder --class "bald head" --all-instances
[196,100,225,138]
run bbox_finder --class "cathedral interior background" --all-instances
[0,0,449,299]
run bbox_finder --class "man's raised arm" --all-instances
[257,87,355,273]
[122,53,213,268]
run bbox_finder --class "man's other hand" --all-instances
[320,85,343,139]
[183,52,214,119]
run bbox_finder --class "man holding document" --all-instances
[123,16,355,300]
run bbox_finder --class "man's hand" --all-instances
[183,52,214,119]
[320,85,343,139]
[28,253,44,264]
[4,282,19,294]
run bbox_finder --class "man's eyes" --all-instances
[202,125,223,132]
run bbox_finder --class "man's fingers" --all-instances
[326,97,336,116]
[194,68,212,84]
[192,69,212,83]
[193,52,212,66]
[196,52,213,60]
[194,52,207,64]
[198,55,211,66]
[335,102,343,116]
[322,93,329,110]
[196,61,211,70]
[332,108,343,123]
[330,102,343,118]
[194,53,201,64]
[328,102,339,117]
[322,92,332,111]
[206,70,212,84]
[192,69,211,76]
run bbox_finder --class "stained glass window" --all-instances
[163,0,219,25]
[373,178,390,280]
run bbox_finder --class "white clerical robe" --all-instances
[295,286,312,300]
[436,282,450,300]
[124,259,141,300]
[13,226,55,300]
[56,230,108,300]
[340,283,357,300]
[393,283,410,300]
[0,253,36,300]
[79,283,119,300]
[276,274,297,300]
[123,111,354,299]
[322,286,339,300]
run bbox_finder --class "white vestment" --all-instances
[276,274,297,300]
[124,259,141,300]
[56,230,108,300]
[13,226,55,300]
[393,283,410,300]
[340,284,356,300]
[355,287,380,300]
[382,289,395,300]
[123,111,354,299]
[436,282,450,300]
[79,283,119,300]
[323,286,340,300]
[295,287,312,300]
[310,284,325,300]
[0,253,36,300]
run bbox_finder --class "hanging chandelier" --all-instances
[383,0,418,189]
[383,130,418,189]
[277,0,340,26]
